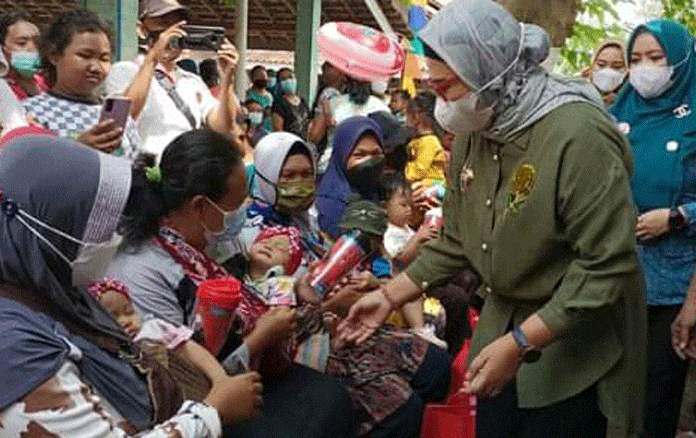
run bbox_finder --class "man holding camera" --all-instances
[106,0,242,161]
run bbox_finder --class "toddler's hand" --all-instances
[416,222,440,243]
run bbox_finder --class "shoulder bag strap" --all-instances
[155,70,198,129]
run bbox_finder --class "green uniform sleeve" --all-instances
[406,184,473,290]
[536,126,638,336]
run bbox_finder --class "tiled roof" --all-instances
[0,0,418,51]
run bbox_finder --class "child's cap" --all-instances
[339,200,388,237]
[87,278,130,302]
[253,226,303,275]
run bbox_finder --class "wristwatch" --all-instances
[669,206,687,231]
[511,325,542,364]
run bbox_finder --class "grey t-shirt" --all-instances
[107,242,191,326]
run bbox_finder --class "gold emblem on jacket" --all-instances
[507,162,536,214]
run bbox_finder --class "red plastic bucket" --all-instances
[420,402,475,438]
[196,277,242,356]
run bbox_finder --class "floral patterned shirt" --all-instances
[1,359,221,438]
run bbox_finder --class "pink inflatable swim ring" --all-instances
[318,22,405,82]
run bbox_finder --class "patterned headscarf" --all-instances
[253,226,303,275]
[88,278,131,302]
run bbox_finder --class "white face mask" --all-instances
[15,209,123,286]
[629,63,674,99]
[432,23,526,136]
[592,67,625,93]
[371,80,388,95]
[435,93,494,135]
[202,197,246,247]
[248,111,263,126]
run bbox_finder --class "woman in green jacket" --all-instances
[338,0,646,437]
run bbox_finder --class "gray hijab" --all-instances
[419,0,605,139]
[0,135,131,340]
[0,136,155,428]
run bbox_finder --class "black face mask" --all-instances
[253,79,268,89]
[346,157,385,200]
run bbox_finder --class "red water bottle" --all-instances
[195,278,243,356]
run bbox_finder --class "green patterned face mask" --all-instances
[276,178,315,214]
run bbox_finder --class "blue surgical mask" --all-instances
[11,51,41,79]
[202,197,247,246]
[267,77,277,89]
[280,78,297,94]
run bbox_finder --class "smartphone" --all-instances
[176,25,225,51]
[99,97,131,132]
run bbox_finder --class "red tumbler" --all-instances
[195,277,242,356]
[310,230,370,297]
[424,207,444,229]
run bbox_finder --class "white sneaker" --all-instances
[412,326,447,350]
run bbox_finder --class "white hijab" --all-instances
[253,132,315,205]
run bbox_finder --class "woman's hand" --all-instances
[321,284,366,316]
[461,333,520,398]
[77,119,124,153]
[672,299,696,359]
[204,372,263,423]
[337,289,392,344]
[636,208,670,240]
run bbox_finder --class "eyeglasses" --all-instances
[427,76,462,99]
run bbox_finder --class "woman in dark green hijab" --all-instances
[611,19,696,438]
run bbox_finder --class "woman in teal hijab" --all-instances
[611,19,696,438]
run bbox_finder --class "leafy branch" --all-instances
[558,0,626,74]
[660,0,696,33]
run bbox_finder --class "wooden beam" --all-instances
[295,0,320,103]
[277,0,296,16]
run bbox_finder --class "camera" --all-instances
[175,25,225,51]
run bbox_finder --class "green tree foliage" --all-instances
[661,0,696,33]
[559,0,625,74]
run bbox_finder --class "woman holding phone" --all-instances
[23,9,140,158]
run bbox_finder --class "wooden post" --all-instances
[234,0,249,98]
[83,0,139,61]
[295,0,321,105]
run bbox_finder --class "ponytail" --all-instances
[120,130,243,248]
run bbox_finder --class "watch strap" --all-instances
[511,325,542,363]
[512,325,530,349]
[670,206,687,231]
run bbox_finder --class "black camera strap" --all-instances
[155,70,198,129]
